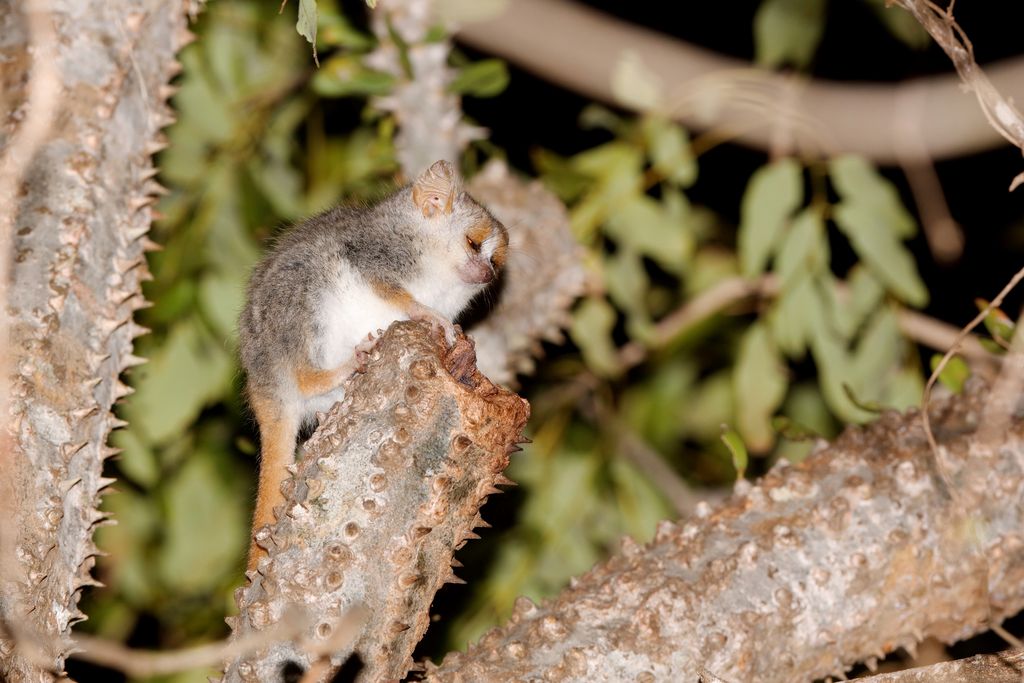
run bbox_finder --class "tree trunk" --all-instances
[0,1,187,679]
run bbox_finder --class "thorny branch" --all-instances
[428,382,1024,681]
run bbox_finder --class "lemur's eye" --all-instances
[466,236,481,252]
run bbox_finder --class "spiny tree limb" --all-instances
[0,1,189,680]
[224,322,529,683]
[427,381,1024,681]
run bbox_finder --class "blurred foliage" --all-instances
[78,0,1014,679]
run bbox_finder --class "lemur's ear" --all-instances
[412,160,461,217]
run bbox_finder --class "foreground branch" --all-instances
[0,1,186,679]
[862,649,1024,682]
[224,323,529,682]
[427,382,1024,681]
[456,0,1024,163]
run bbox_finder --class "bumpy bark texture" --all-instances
[862,649,1024,682]
[224,322,530,683]
[0,1,186,680]
[367,0,483,179]
[427,383,1024,682]
[466,161,587,387]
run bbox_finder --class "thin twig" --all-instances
[891,0,1024,189]
[70,608,311,678]
[921,266,1024,463]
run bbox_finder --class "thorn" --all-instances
[505,444,522,454]
[97,316,128,337]
[473,515,491,529]
[141,167,159,181]
[493,475,516,487]
[129,322,151,338]
[167,59,183,77]
[100,446,123,460]
[145,133,169,155]
[71,405,99,420]
[114,257,144,274]
[144,180,170,196]
[129,195,156,211]
[450,558,463,568]
[127,295,152,311]
[125,224,148,241]
[516,435,532,445]
[158,84,179,100]
[398,573,421,588]
[388,621,411,635]
[83,377,102,390]
[178,27,197,46]
[58,478,83,495]
[446,572,466,585]
[60,442,88,459]
[88,351,112,366]
[462,531,481,542]
[113,381,134,399]
[107,416,129,430]
[120,353,147,368]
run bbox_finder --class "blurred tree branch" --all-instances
[456,0,1024,163]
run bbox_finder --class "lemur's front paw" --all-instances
[408,304,458,347]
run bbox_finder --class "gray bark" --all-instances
[0,1,187,679]
[224,323,530,683]
[426,382,1024,682]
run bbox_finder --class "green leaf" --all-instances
[850,306,904,396]
[605,195,693,276]
[830,266,885,340]
[770,273,816,358]
[931,354,970,393]
[642,117,697,188]
[579,104,625,134]
[449,59,510,97]
[808,289,874,423]
[318,9,375,49]
[866,0,930,49]
[312,55,395,97]
[122,321,232,446]
[882,366,924,410]
[158,451,248,594]
[734,322,789,452]
[720,426,749,479]
[296,0,318,64]
[771,415,820,441]
[738,158,803,278]
[604,249,654,341]
[976,298,1016,345]
[775,207,828,290]
[829,155,916,238]
[569,143,644,240]
[833,202,928,306]
[680,371,734,441]
[570,297,621,378]
[95,490,160,606]
[111,429,159,488]
[754,0,826,69]
[533,149,594,203]
[199,273,246,342]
